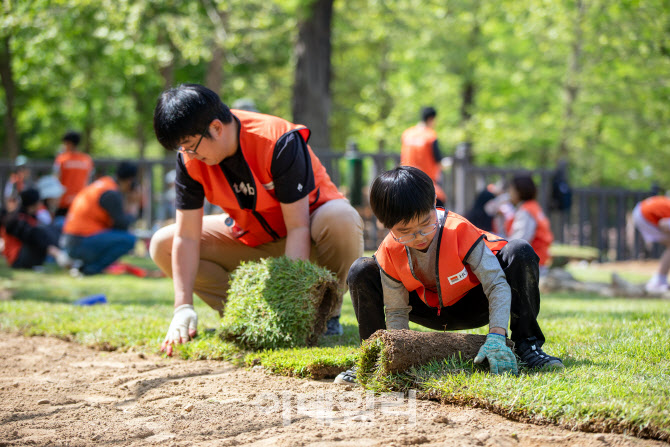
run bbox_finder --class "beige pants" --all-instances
[150,199,364,318]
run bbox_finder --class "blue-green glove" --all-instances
[474,333,518,375]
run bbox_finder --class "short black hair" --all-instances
[116,161,138,180]
[62,131,81,146]
[153,84,233,151]
[420,106,437,122]
[511,174,537,201]
[369,166,435,229]
[20,188,40,209]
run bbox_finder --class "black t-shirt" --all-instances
[175,124,315,211]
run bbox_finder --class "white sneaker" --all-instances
[645,278,668,294]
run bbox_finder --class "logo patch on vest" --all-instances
[448,267,468,285]
[233,182,255,195]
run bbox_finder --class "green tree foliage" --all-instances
[1,0,668,187]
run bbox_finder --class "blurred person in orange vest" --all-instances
[60,162,138,276]
[632,195,670,294]
[505,175,554,274]
[53,131,94,217]
[150,84,364,355]
[1,188,71,270]
[400,106,447,206]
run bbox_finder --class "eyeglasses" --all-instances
[390,213,439,244]
[177,125,208,155]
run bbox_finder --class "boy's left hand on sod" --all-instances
[161,304,198,356]
[474,333,518,375]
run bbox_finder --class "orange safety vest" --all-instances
[183,110,344,247]
[375,210,507,314]
[62,176,117,237]
[54,150,94,209]
[1,213,37,265]
[640,196,670,225]
[505,200,553,266]
[400,124,446,202]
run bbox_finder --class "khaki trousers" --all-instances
[150,199,364,318]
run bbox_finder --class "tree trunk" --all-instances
[206,46,225,98]
[204,5,227,97]
[557,0,585,162]
[460,17,480,147]
[292,0,333,151]
[0,35,19,159]
[133,89,147,159]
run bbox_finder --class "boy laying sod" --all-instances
[335,166,563,384]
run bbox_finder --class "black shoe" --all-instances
[334,366,357,384]
[516,337,564,370]
[324,316,344,336]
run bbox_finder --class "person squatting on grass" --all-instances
[150,84,364,356]
[60,162,139,276]
[335,166,563,384]
[632,195,670,294]
[1,188,71,270]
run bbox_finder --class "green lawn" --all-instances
[0,256,668,441]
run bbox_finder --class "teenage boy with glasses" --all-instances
[335,166,563,384]
[151,84,364,356]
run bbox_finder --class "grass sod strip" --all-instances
[220,256,339,350]
[357,329,514,390]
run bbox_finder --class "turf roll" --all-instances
[220,256,339,350]
[358,329,515,385]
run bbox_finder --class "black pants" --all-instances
[347,239,545,345]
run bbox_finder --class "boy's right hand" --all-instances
[161,304,198,356]
[474,333,518,375]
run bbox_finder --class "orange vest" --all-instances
[63,176,117,237]
[1,213,37,265]
[54,150,94,209]
[400,125,446,202]
[505,200,553,266]
[375,210,507,313]
[640,196,670,225]
[183,110,344,247]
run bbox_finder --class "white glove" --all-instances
[164,304,198,345]
[54,250,73,268]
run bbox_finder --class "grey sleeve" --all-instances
[99,190,135,230]
[465,240,511,332]
[509,208,537,241]
[380,270,412,330]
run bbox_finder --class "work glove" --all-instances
[161,304,198,356]
[54,250,73,269]
[474,333,518,375]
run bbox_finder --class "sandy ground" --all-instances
[0,334,666,447]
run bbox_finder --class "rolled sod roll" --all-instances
[359,329,515,380]
[220,256,339,350]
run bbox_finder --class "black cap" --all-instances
[116,161,138,180]
[20,188,40,208]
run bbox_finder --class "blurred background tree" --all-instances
[0,0,668,188]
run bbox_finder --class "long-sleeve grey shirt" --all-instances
[508,202,537,242]
[381,210,511,332]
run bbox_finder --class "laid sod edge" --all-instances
[3,326,668,442]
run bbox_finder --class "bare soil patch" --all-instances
[0,334,665,446]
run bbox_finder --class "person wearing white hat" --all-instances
[35,176,65,227]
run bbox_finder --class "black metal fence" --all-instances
[0,152,659,261]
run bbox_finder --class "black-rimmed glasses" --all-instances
[177,126,208,155]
